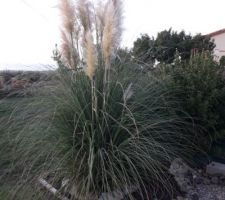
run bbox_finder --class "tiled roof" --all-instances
[207,28,225,37]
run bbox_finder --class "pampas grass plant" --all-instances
[0,0,197,199]
[51,0,195,198]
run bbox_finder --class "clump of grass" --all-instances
[0,0,197,199]
[53,66,195,199]
[51,0,195,198]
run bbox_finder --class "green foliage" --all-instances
[132,34,155,69]
[156,52,225,149]
[1,1,210,197]
[0,93,64,199]
[0,63,196,199]
[132,29,215,66]
[115,48,132,64]
[219,55,225,67]
[154,29,189,63]
[52,63,195,198]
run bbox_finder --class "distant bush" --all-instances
[0,70,58,99]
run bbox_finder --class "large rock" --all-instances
[169,158,195,193]
[206,162,225,176]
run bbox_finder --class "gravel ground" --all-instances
[170,158,225,200]
[196,184,225,200]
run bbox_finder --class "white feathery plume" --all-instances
[84,30,96,80]
[77,0,93,32]
[102,0,123,66]
[59,0,79,69]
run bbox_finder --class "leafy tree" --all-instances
[153,29,188,63]
[132,34,155,69]
[132,29,215,65]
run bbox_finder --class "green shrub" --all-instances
[156,52,225,149]
[220,55,225,67]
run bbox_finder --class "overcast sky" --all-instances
[0,0,224,70]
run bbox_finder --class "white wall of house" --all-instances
[211,32,225,61]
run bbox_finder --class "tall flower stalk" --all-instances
[58,0,123,121]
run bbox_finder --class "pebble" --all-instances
[191,193,199,200]
[203,178,211,185]
[211,177,219,184]
[170,158,225,200]
[194,177,203,185]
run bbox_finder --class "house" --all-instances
[208,28,225,61]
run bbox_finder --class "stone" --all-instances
[191,193,199,200]
[206,162,225,176]
[193,176,203,185]
[169,158,194,193]
[219,176,225,185]
[61,178,69,188]
[211,177,219,184]
[99,185,137,200]
[203,178,211,185]
[169,158,193,176]
[177,196,185,200]
[70,185,97,200]
[170,159,225,200]
[212,194,219,200]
